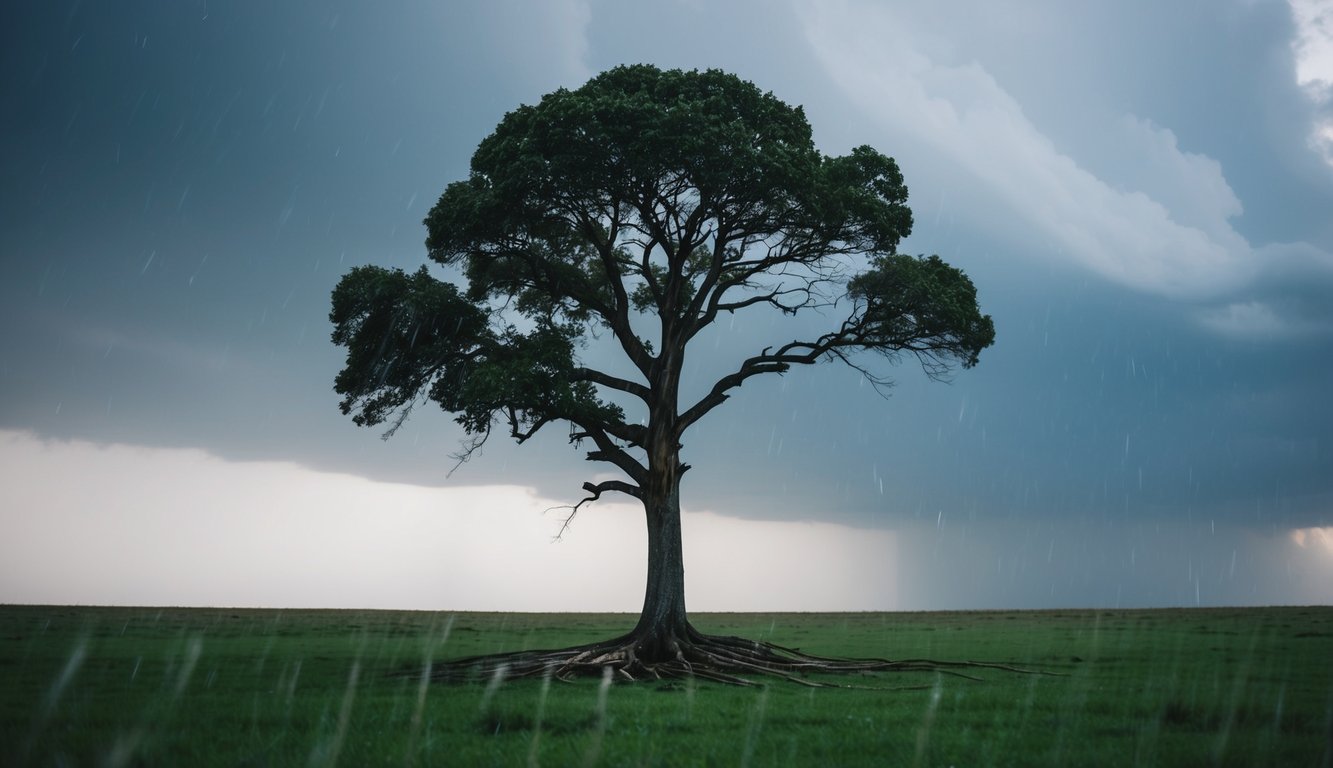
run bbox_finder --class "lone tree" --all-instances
[331,65,994,685]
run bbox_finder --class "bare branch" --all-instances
[446,424,492,478]
[505,407,551,444]
[573,367,651,403]
[379,398,419,441]
[713,285,817,315]
[547,479,642,540]
[583,206,655,376]
[679,309,874,433]
[569,420,648,484]
[571,421,647,449]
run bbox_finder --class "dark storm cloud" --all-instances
[681,232,1333,533]
[1,0,593,484]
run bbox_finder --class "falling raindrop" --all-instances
[582,666,614,766]
[527,670,553,765]
[44,639,87,714]
[174,636,202,696]
[740,687,769,768]
[406,658,432,759]
[913,675,943,767]
[479,663,508,713]
[312,660,360,767]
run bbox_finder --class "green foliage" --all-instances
[330,265,490,430]
[6,606,1330,766]
[426,65,821,262]
[421,64,916,322]
[809,146,913,253]
[330,266,621,439]
[444,324,625,438]
[848,254,996,371]
[332,63,994,471]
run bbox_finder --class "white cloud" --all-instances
[1196,301,1293,338]
[1290,525,1333,554]
[800,0,1255,299]
[798,0,1333,339]
[4,431,1325,610]
[1107,115,1245,243]
[1291,0,1333,87]
[1290,0,1333,166]
[0,430,896,611]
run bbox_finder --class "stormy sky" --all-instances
[3,0,1332,611]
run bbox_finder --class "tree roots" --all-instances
[409,625,1039,688]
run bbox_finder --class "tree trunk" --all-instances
[632,333,690,662]
[630,477,690,660]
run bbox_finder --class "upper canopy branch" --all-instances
[575,205,657,377]
[572,367,651,404]
[712,285,818,315]
[678,336,839,434]
[678,216,878,344]
[679,253,995,434]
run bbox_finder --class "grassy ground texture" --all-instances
[2,605,1330,766]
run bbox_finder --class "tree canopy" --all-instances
[333,65,993,500]
[330,64,995,683]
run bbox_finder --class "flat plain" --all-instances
[2,605,1330,766]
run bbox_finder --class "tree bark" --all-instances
[629,331,691,661]
[631,478,690,660]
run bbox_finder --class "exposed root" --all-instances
[406,624,1048,688]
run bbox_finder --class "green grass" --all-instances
[2,606,1330,766]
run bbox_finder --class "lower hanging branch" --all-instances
[403,624,1048,689]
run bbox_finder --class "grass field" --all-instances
[2,605,1330,766]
